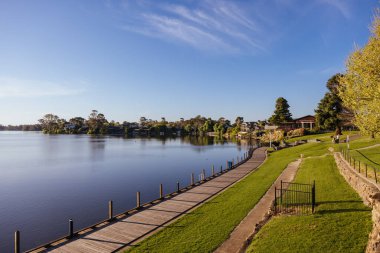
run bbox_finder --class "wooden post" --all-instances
[191,173,194,186]
[220,165,223,174]
[69,219,74,238]
[109,200,113,220]
[177,181,180,193]
[202,169,206,180]
[160,184,163,199]
[232,159,234,167]
[15,230,20,253]
[366,164,368,178]
[136,191,141,209]
[226,160,228,170]
[212,165,214,176]
[359,161,361,173]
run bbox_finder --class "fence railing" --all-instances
[274,181,315,215]
[15,147,257,253]
[340,148,379,184]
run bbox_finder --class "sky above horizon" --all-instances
[0,0,378,125]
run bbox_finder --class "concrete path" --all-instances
[215,158,302,253]
[30,148,267,253]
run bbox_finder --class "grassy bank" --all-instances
[287,131,358,142]
[125,143,330,253]
[247,155,372,253]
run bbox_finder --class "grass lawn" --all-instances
[125,143,332,253]
[247,155,372,253]
[286,131,358,143]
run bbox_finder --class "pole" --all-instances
[15,230,20,253]
[69,219,74,238]
[136,191,141,209]
[160,184,163,199]
[269,131,272,148]
[177,181,180,193]
[191,173,194,186]
[109,200,113,220]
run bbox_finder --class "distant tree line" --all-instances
[0,124,41,131]
[36,110,251,137]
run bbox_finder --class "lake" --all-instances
[0,131,252,252]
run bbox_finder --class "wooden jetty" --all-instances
[28,148,267,253]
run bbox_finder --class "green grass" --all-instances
[247,155,372,253]
[125,143,332,253]
[346,136,380,150]
[348,146,380,171]
[286,131,358,143]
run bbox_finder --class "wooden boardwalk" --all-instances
[32,148,267,253]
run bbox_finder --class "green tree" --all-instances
[339,15,380,138]
[315,74,353,134]
[268,97,292,125]
[38,114,60,133]
[87,110,108,134]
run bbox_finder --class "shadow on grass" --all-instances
[316,208,371,215]
[317,200,363,204]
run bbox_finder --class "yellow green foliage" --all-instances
[339,15,380,137]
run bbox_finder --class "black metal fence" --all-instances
[340,148,379,183]
[274,181,315,215]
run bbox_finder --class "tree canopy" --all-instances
[268,97,292,125]
[315,73,352,134]
[339,15,380,138]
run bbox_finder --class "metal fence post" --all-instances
[69,219,74,238]
[109,200,113,220]
[374,167,378,183]
[274,187,277,214]
[137,191,141,209]
[312,180,316,213]
[15,230,20,253]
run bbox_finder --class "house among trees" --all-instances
[240,122,258,132]
[277,115,316,131]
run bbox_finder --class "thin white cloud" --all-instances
[318,0,351,19]
[114,0,265,54]
[0,77,85,98]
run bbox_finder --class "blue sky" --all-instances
[0,0,378,125]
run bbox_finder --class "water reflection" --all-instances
[0,132,250,252]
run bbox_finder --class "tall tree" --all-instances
[39,114,60,133]
[315,73,352,134]
[339,15,380,138]
[268,97,292,125]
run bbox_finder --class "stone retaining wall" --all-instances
[334,152,380,253]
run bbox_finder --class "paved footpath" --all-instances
[33,148,267,253]
[215,158,302,253]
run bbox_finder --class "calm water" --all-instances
[0,131,251,252]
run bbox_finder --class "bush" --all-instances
[287,128,305,138]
